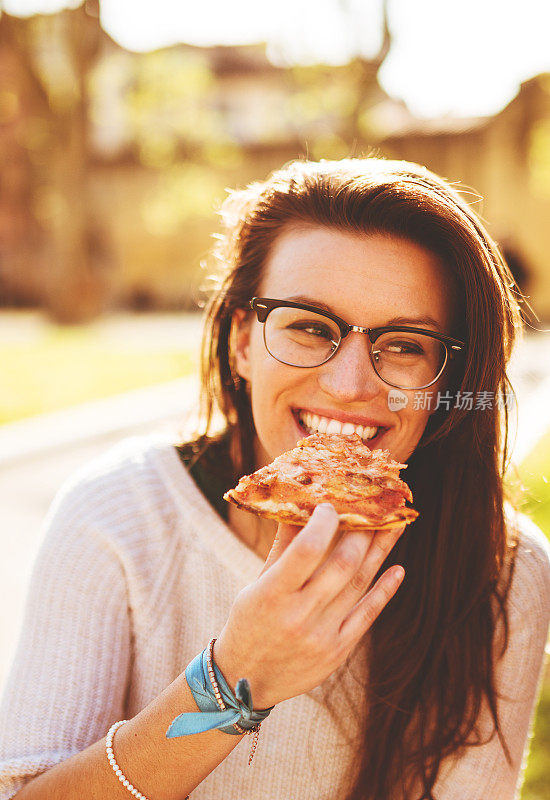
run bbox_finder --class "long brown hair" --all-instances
[198,158,524,799]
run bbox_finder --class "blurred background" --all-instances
[2,0,550,324]
[0,1,549,797]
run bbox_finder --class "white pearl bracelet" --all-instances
[106,720,149,800]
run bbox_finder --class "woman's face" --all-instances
[234,225,453,467]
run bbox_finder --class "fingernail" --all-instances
[392,566,405,584]
[316,503,335,513]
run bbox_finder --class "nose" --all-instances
[317,331,382,403]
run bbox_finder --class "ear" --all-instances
[232,308,252,382]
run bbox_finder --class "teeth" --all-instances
[363,426,378,439]
[298,411,380,442]
[317,416,329,434]
[326,419,341,434]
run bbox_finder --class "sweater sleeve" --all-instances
[432,515,550,800]
[0,474,132,800]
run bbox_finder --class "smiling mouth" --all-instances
[294,409,387,444]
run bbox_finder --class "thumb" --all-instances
[259,522,301,576]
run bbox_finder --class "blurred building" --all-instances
[1,3,550,321]
[380,74,550,322]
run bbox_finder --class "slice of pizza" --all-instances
[223,432,418,530]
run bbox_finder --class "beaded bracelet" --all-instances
[106,721,150,800]
[167,639,273,754]
[106,721,191,800]
[206,637,261,763]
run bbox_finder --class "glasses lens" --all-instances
[372,331,447,389]
[264,306,341,367]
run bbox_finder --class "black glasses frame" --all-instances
[249,296,466,390]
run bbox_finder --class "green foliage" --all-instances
[124,49,237,166]
[514,428,550,536]
[288,65,358,121]
[523,682,550,800]
[140,163,228,236]
[529,119,550,199]
[511,429,550,798]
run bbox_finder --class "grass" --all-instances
[0,319,199,425]
[515,429,550,536]
[512,429,550,800]
[523,685,550,800]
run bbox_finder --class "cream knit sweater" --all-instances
[0,435,549,800]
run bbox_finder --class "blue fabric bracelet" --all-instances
[166,644,273,739]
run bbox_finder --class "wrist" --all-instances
[212,638,273,711]
[167,639,272,766]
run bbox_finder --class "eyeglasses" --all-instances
[249,297,465,391]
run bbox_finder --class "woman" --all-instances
[0,157,548,800]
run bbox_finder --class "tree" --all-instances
[0,0,108,322]
[284,0,392,158]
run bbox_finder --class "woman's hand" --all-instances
[214,503,405,709]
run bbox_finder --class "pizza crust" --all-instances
[224,489,417,530]
[223,432,419,531]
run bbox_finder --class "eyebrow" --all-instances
[286,295,442,329]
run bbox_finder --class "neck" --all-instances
[228,503,277,561]
[226,429,278,560]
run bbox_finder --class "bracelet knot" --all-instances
[166,638,274,764]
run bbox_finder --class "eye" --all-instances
[287,320,336,340]
[385,340,424,355]
[373,335,428,359]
